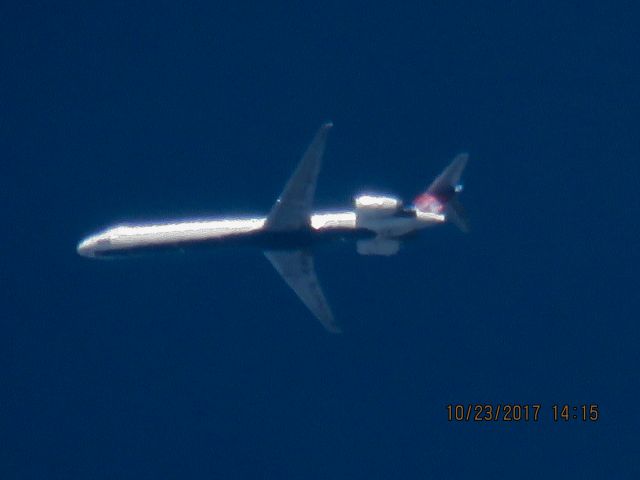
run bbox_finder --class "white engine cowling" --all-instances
[357,237,400,256]
[354,195,402,216]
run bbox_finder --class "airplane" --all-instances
[77,123,468,333]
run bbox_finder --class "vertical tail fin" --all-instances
[414,153,469,232]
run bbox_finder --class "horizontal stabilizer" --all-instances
[447,197,470,233]
[427,153,468,198]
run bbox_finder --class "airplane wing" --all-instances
[264,249,341,333]
[265,122,333,231]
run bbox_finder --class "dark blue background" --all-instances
[4,2,639,478]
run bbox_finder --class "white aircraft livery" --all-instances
[78,123,469,333]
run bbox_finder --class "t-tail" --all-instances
[413,153,469,232]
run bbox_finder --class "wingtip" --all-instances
[318,312,342,334]
[327,325,343,334]
[454,152,469,165]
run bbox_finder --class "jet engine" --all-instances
[357,237,400,256]
[354,194,404,231]
[354,195,402,217]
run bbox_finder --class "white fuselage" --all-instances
[75,122,467,331]
[77,208,444,258]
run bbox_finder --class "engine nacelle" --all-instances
[354,195,402,216]
[357,237,400,256]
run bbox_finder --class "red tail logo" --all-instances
[413,192,445,214]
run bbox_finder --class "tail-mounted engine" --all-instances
[354,195,402,217]
[354,194,403,230]
[354,194,404,255]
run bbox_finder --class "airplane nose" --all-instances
[77,237,96,257]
